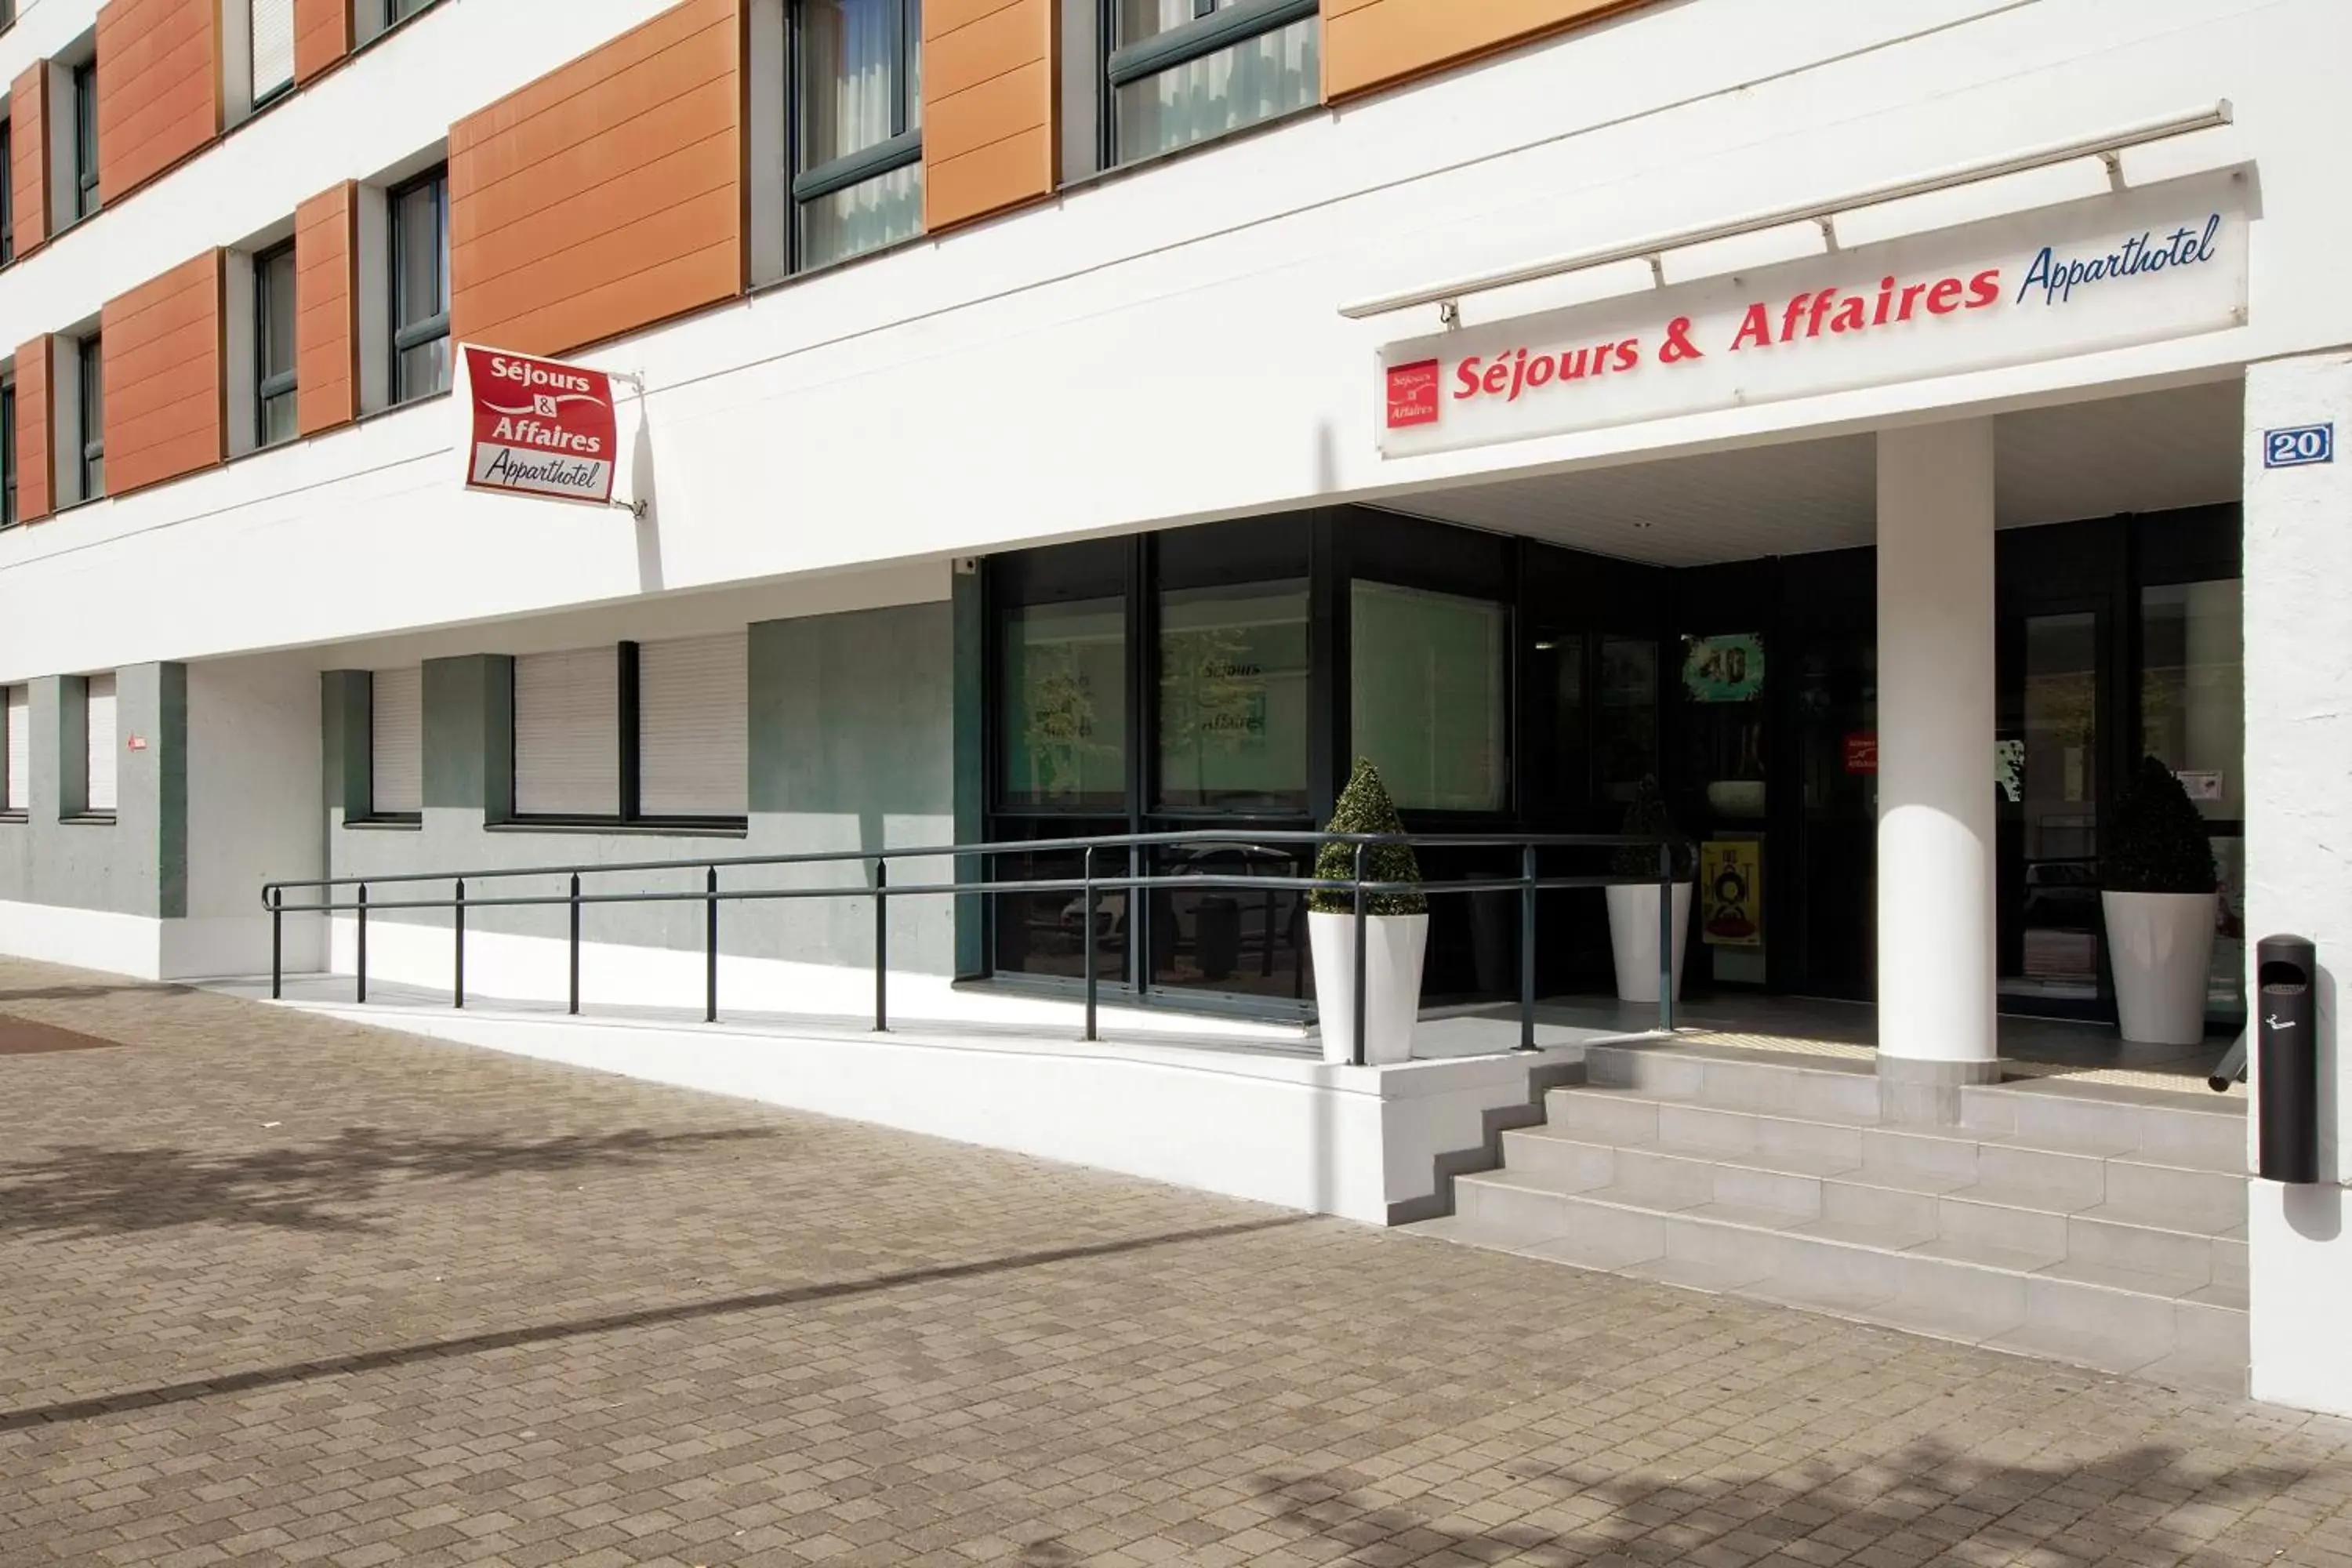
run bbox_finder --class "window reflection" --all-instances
[1351,580,1506,812]
[1000,599,1126,810]
[1157,579,1308,811]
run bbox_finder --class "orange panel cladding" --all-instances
[924,0,1054,234]
[296,182,358,435]
[100,249,225,495]
[14,336,52,522]
[448,0,742,358]
[10,65,48,256]
[1323,0,1653,101]
[294,0,353,84]
[96,0,223,200]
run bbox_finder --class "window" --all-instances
[77,336,102,499]
[1,115,13,263]
[1349,579,1507,812]
[389,167,449,405]
[793,0,923,270]
[71,59,97,220]
[512,639,748,823]
[386,0,434,24]
[1156,579,1309,811]
[2,684,25,814]
[252,0,296,106]
[1106,0,1318,165]
[255,241,299,447]
[637,633,748,818]
[81,672,115,815]
[2,379,16,528]
[368,666,423,816]
[1001,597,1127,811]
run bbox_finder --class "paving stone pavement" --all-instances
[1,957,2350,1568]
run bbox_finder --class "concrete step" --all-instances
[1437,1166,2245,1396]
[1501,1120,2248,1290]
[1542,1083,2249,1225]
[1581,1039,2248,1176]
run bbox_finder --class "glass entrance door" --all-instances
[1788,628,1875,998]
[1998,610,2105,1008]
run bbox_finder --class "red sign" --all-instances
[1385,358,1441,430]
[1843,733,1878,775]
[463,345,619,506]
[125,735,147,752]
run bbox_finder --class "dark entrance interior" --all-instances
[979,503,2244,1031]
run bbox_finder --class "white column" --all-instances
[1876,419,1997,1087]
[2244,354,2352,1416]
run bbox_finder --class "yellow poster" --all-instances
[1700,840,1762,948]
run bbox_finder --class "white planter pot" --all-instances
[2103,889,2217,1046]
[1308,910,1429,1065]
[1606,882,1693,1004]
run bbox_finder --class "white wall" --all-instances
[0,0,2339,683]
[2242,351,2352,1416]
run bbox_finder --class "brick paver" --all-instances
[0,956,2347,1567]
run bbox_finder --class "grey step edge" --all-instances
[1445,1167,2244,1392]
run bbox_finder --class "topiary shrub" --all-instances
[1611,775,1693,881]
[2104,754,2218,895]
[1309,758,1426,915]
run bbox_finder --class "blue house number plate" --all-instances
[2264,423,2335,468]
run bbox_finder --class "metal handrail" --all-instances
[260,828,1690,1065]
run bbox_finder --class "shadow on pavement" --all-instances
[0,1214,1311,1435]
[1000,1446,2319,1568]
[0,1123,783,1238]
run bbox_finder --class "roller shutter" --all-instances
[637,632,748,818]
[83,673,115,813]
[514,648,619,817]
[3,686,26,812]
[369,666,423,815]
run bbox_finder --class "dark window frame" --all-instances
[785,0,924,274]
[1,115,14,263]
[71,58,97,220]
[254,239,299,448]
[76,334,101,499]
[0,379,16,528]
[504,641,751,833]
[387,165,449,407]
[1098,0,1318,169]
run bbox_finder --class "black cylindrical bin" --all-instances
[2256,934,2319,1185]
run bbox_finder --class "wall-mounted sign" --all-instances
[1682,633,1765,702]
[1843,733,1877,775]
[462,345,619,506]
[1700,840,1762,948]
[1377,170,2249,458]
[2262,423,2333,469]
[125,735,147,753]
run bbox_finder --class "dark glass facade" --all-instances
[979,502,2245,1027]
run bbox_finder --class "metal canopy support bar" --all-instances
[1334,102,2234,321]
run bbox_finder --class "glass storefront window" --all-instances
[2142,578,2245,1011]
[1350,580,1507,812]
[1000,598,1126,810]
[2140,579,2244,822]
[1157,579,1309,811]
[2004,611,2102,1002]
[1597,638,1657,803]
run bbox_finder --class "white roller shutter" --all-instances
[514,648,619,816]
[251,0,296,100]
[83,673,116,813]
[4,685,27,812]
[369,666,423,815]
[637,632,748,818]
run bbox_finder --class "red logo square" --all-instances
[1385,359,1442,430]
